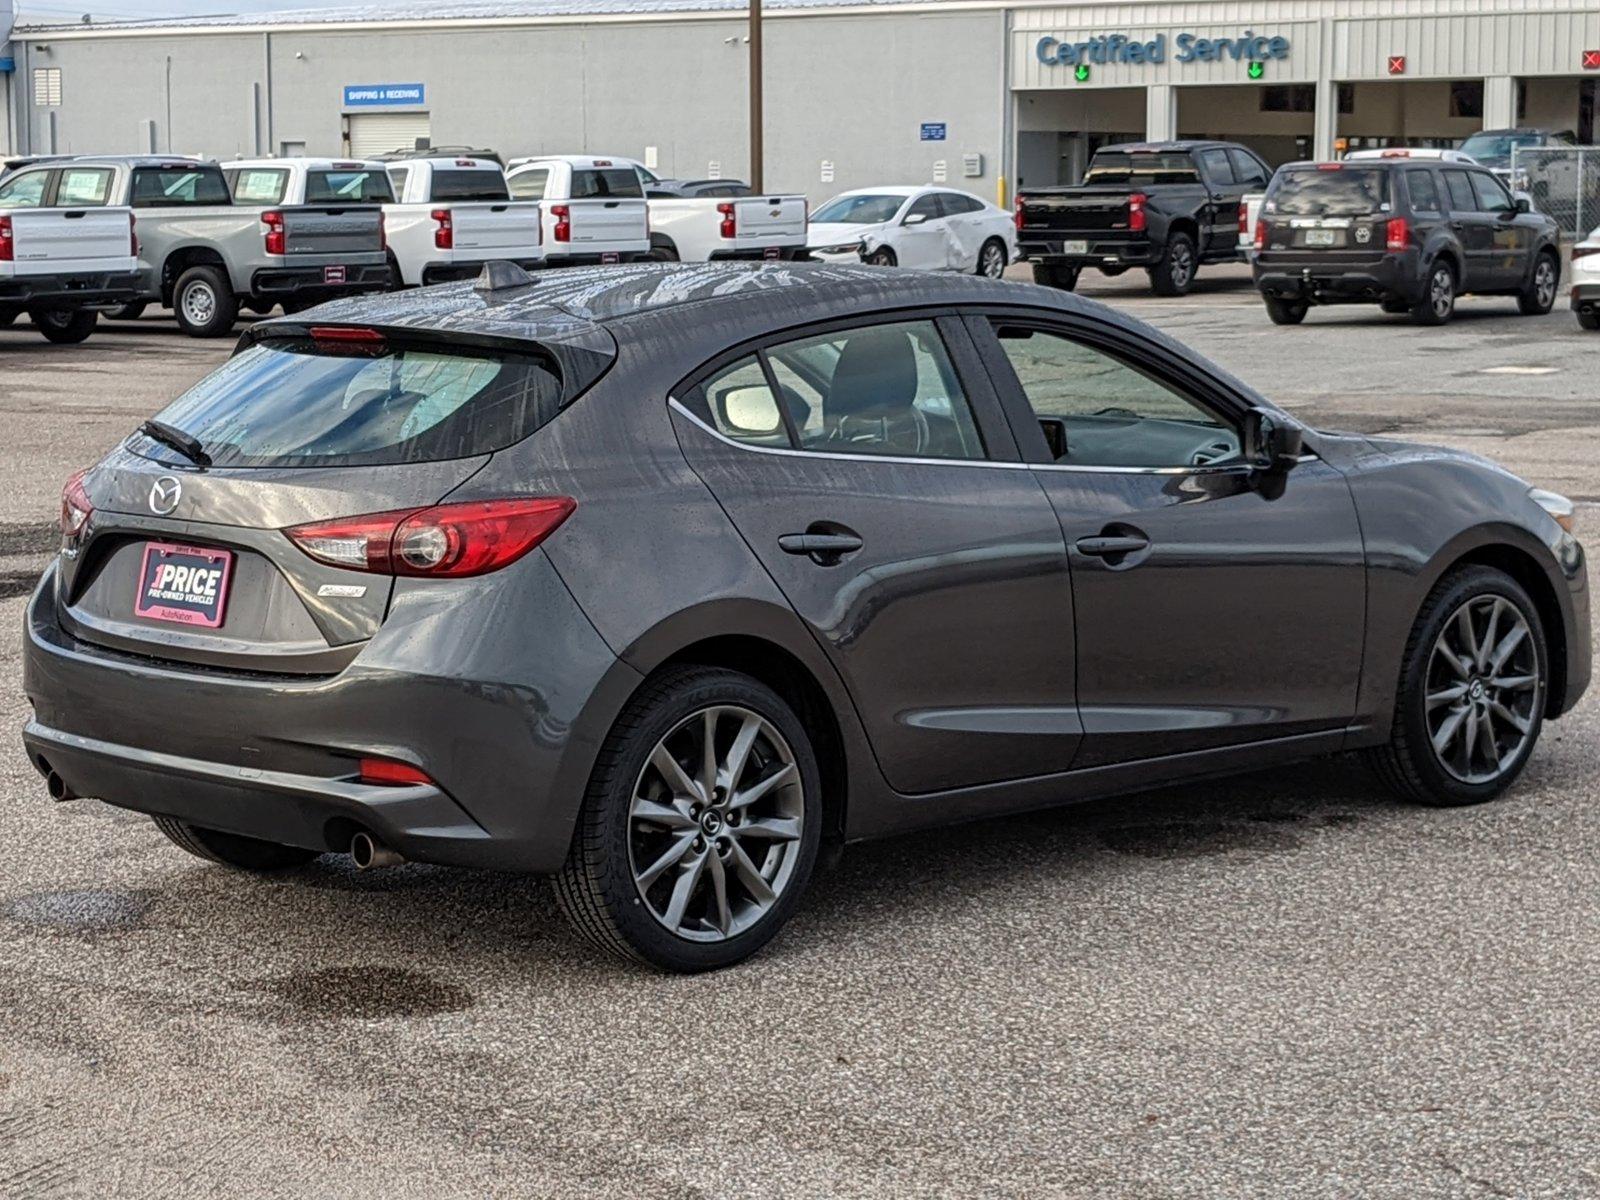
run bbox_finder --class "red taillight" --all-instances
[358,757,434,787]
[1385,216,1409,252]
[1127,193,1147,234]
[308,325,385,344]
[1572,244,1600,261]
[0,214,14,263]
[1317,163,1343,171]
[551,203,571,243]
[286,497,577,578]
[717,201,736,239]
[1238,202,1249,237]
[377,211,387,252]
[129,213,139,256]
[1014,196,1025,231]
[1254,219,1268,251]
[261,209,286,255]
[432,208,453,250]
[60,468,93,542]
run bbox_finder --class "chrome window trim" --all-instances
[669,398,1316,477]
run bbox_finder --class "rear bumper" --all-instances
[20,555,641,873]
[707,245,809,262]
[420,258,542,285]
[1571,282,1600,313]
[1254,251,1418,305]
[1019,236,1159,268]
[540,251,650,267]
[250,263,393,298]
[0,270,142,309]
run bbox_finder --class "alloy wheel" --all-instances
[979,243,1006,278]
[182,282,217,327]
[1425,595,1541,784]
[1170,243,1193,287]
[627,705,805,942]
[1535,259,1557,309]
[1430,268,1454,320]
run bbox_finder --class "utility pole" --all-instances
[749,0,763,192]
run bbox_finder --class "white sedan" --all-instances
[807,186,1016,277]
[1574,226,1600,331]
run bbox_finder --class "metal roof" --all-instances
[16,0,973,35]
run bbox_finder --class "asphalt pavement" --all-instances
[1,277,1597,1199]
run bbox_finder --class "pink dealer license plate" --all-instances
[134,542,234,628]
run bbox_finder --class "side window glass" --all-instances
[905,195,942,223]
[991,326,1240,469]
[231,169,287,205]
[386,166,411,201]
[1443,170,1479,213]
[55,169,114,206]
[1470,171,1513,214]
[508,168,548,200]
[1227,149,1269,188]
[766,321,985,461]
[0,170,50,208]
[1198,149,1237,185]
[700,357,790,449]
[1407,169,1442,213]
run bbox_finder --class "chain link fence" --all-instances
[1511,146,1600,238]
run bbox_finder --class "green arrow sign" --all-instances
[1247,60,1265,80]
[1074,63,1091,83]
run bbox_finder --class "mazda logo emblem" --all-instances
[149,477,182,515]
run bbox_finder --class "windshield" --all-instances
[1457,133,1542,167]
[1083,152,1199,184]
[811,194,905,225]
[306,169,394,203]
[133,338,564,468]
[1266,167,1392,216]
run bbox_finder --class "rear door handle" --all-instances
[1074,534,1150,557]
[779,531,864,562]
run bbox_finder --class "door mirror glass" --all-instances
[1513,192,1532,214]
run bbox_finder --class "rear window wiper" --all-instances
[139,419,212,468]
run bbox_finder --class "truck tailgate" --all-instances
[450,202,542,253]
[564,199,648,249]
[281,207,386,256]
[3,207,135,275]
[1018,189,1132,234]
[732,196,807,246]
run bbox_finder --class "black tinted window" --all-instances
[1267,167,1391,216]
[1084,153,1199,184]
[429,170,510,202]
[1198,149,1236,185]
[1470,171,1514,214]
[137,338,565,468]
[906,194,944,220]
[131,167,232,208]
[1443,170,1478,212]
[306,169,393,203]
[1227,149,1270,187]
[571,169,645,199]
[1407,169,1442,212]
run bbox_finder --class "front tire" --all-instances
[106,302,148,321]
[1518,251,1559,316]
[1031,262,1079,291]
[554,666,822,972]
[152,815,321,870]
[1149,231,1197,296]
[1366,565,1547,807]
[975,238,1008,279]
[1411,260,1456,326]
[30,308,97,344]
[1263,296,1308,325]
[172,265,239,338]
[865,246,897,267]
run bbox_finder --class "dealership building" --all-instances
[2,0,1598,201]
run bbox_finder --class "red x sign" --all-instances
[1583,49,1600,70]
[1387,55,1407,75]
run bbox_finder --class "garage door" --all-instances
[346,111,432,159]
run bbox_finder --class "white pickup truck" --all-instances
[504,157,651,267]
[0,162,141,344]
[382,156,543,286]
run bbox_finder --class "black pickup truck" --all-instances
[1016,140,1271,296]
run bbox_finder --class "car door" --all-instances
[1441,168,1496,290]
[968,312,1366,770]
[938,192,985,269]
[1195,149,1242,255]
[670,315,1082,795]
[893,193,952,270]
[1469,169,1532,289]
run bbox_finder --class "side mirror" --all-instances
[1038,417,1068,461]
[1244,406,1305,475]
[1513,193,1533,214]
[902,212,928,226]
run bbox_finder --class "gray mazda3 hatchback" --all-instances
[21,262,1591,971]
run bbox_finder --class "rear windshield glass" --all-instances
[1084,153,1199,184]
[571,169,644,198]
[133,339,565,468]
[1267,168,1392,216]
[306,169,394,203]
[428,169,510,202]
[131,167,232,208]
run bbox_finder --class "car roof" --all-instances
[63,156,209,168]
[227,158,387,170]
[1097,140,1234,154]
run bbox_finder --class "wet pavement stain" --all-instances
[0,522,56,557]
[261,966,476,1021]
[1099,821,1304,860]
[5,890,151,935]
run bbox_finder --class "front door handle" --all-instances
[779,530,864,563]
[1075,533,1150,557]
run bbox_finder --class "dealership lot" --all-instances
[2,284,1598,1197]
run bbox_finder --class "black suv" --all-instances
[1252,152,1562,325]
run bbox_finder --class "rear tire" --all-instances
[1149,231,1197,296]
[650,242,680,263]
[1365,565,1547,808]
[152,815,321,871]
[172,265,239,338]
[975,237,1008,279]
[1380,297,1411,315]
[30,308,97,344]
[1580,311,1600,331]
[1263,296,1308,325]
[1411,259,1456,326]
[1517,251,1559,316]
[1031,262,1079,291]
[554,665,822,972]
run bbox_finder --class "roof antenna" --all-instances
[475,260,535,293]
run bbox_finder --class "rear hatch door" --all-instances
[1258,166,1394,265]
[6,206,136,276]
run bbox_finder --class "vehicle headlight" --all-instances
[817,242,862,255]
[1530,487,1576,533]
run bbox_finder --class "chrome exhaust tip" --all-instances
[350,831,404,870]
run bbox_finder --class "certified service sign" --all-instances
[343,83,426,108]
